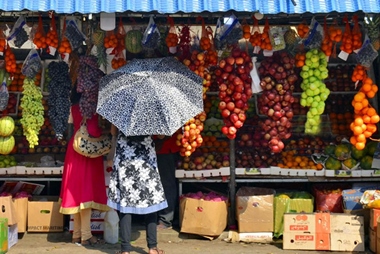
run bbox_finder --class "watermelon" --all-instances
[0,116,15,137]
[125,30,143,54]
[0,136,15,155]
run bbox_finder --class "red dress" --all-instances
[59,104,110,214]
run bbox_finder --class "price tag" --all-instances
[48,46,56,56]
[263,49,273,57]
[338,50,349,61]
[253,46,261,54]
[169,46,177,54]
[106,48,115,55]
[62,53,70,63]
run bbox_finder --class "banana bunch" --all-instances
[20,78,44,148]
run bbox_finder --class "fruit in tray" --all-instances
[202,118,223,137]
[178,151,229,170]
[0,155,16,168]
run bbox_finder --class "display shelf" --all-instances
[16,166,63,175]
[175,167,230,178]
[325,169,362,177]
[235,167,271,175]
[270,167,325,176]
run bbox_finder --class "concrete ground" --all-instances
[7,224,373,254]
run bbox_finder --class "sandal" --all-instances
[149,247,165,254]
[81,236,105,246]
[72,237,81,244]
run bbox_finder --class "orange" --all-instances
[370,114,380,124]
[354,117,364,126]
[356,133,366,143]
[355,142,366,150]
[354,92,366,102]
[350,136,357,145]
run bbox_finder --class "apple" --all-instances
[219,101,226,110]
[226,56,235,65]
[234,120,243,128]
[228,126,237,135]
[238,113,246,121]
[226,102,235,111]
[221,109,230,118]
[230,113,239,123]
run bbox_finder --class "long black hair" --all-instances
[70,83,81,105]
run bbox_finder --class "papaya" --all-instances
[325,157,341,170]
[360,155,373,169]
[324,144,336,156]
[351,145,367,160]
[334,144,351,160]
[366,141,378,157]
[342,158,358,169]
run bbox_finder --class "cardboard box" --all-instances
[180,197,228,237]
[8,224,17,250]
[283,231,330,250]
[273,191,314,238]
[371,209,380,230]
[370,228,377,253]
[0,218,7,253]
[0,181,44,195]
[283,213,330,234]
[330,214,364,234]
[330,233,365,252]
[343,208,370,234]
[13,197,28,233]
[236,187,275,233]
[27,196,63,232]
[0,196,17,225]
[342,187,375,210]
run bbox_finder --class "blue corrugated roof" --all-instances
[0,0,379,14]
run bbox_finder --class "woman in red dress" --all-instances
[59,87,110,245]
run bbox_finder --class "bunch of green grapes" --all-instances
[299,49,330,135]
[20,78,44,148]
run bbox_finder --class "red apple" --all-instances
[226,102,235,111]
[230,113,239,123]
[221,109,231,118]
[226,56,235,65]
[238,113,246,121]
[219,59,226,69]
[228,126,237,135]
[219,101,226,110]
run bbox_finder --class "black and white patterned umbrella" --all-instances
[97,57,204,136]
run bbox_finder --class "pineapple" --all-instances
[284,27,298,46]
[364,15,380,51]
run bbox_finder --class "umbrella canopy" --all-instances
[97,57,203,136]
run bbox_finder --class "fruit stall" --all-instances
[0,0,379,242]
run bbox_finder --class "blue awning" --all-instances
[0,0,379,14]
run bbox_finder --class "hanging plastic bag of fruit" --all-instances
[4,46,16,75]
[46,11,59,56]
[204,26,218,66]
[177,24,191,62]
[115,17,126,50]
[297,20,310,39]
[320,17,333,58]
[214,13,242,50]
[104,30,117,53]
[0,77,9,111]
[58,17,72,61]
[339,16,353,60]
[31,14,47,50]
[165,16,178,54]
[111,49,126,70]
[111,30,127,70]
[0,25,6,56]
[328,19,342,58]
[352,15,363,51]
[355,37,379,68]
[142,15,160,50]
[260,18,273,56]
[269,26,286,52]
[64,18,87,50]
[7,15,29,48]
[197,16,212,51]
[249,16,262,54]
[21,48,42,79]
[303,18,323,50]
